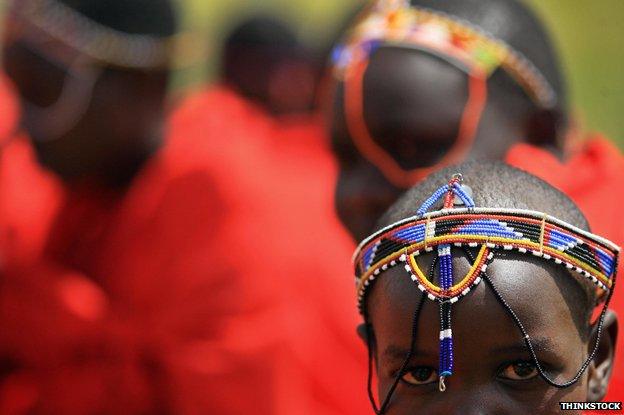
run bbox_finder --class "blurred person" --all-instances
[2,2,371,415]
[200,15,336,215]
[222,15,319,116]
[328,0,624,400]
[215,15,334,184]
[163,12,373,415]
[0,0,218,413]
[3,0,174,186]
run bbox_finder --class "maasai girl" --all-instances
[329,0,624,400]
[354,161,618,413]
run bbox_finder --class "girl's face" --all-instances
[367,252,613,415]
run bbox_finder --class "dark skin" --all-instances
[332,47,562,242]
[2,22,169,187]
[363,252,617,414]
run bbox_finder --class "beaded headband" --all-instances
[8,0,174,69]
[332,0,557,108]
[330,0,558,188]
[354,174,619,410]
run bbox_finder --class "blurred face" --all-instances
[267,55,319,115]
[331,46,539,242]
[332,48,468,241]
[367,252,605,414]
[2,15,168,185]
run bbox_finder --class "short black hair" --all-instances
[376,160,595,334]
[59,0,177,37]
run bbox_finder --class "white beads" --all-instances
[439,329,453,340]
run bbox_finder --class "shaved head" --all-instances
[362,161,617,413]
[374,160,595,337]
[378,160,587,230]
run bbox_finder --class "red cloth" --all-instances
[165,86,370,414]
[0,261,160,415]
[0,74,19,146]
[0,77,107,414]
[0,75,63,265]
[507,136,624,401]
[0,137,63,265]
[1,84,368,414]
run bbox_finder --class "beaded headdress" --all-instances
[331,0,558,188]
[7,0,174,70]
[5,0,177,142]
[353,174,619,413]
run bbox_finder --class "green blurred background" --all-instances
[174,0,624,147]
[1,0,621,145]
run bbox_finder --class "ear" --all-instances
[526,108,566,152]
[587,309,618,402]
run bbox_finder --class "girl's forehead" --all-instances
[369,253,587,341]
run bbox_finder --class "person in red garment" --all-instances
[214,15,335,194]
[328,0,624,403]
[163,14,371,415]
[1,0,225,413]
[2,1,370,414]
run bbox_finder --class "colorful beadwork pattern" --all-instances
[355,207,619,308]
[332,0,557,108]
[354,174,620,393]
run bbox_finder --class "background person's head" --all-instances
[221,16,319,116]
[331,0,567,242]
[361,161,617,414]
[2,0,177,187]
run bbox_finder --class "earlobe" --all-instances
[587,309,618,402]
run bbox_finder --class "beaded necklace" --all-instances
[354,174,619,413]
[331,0,558,188]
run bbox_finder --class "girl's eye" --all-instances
[499,361,539,381]
[401,366,438,386]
